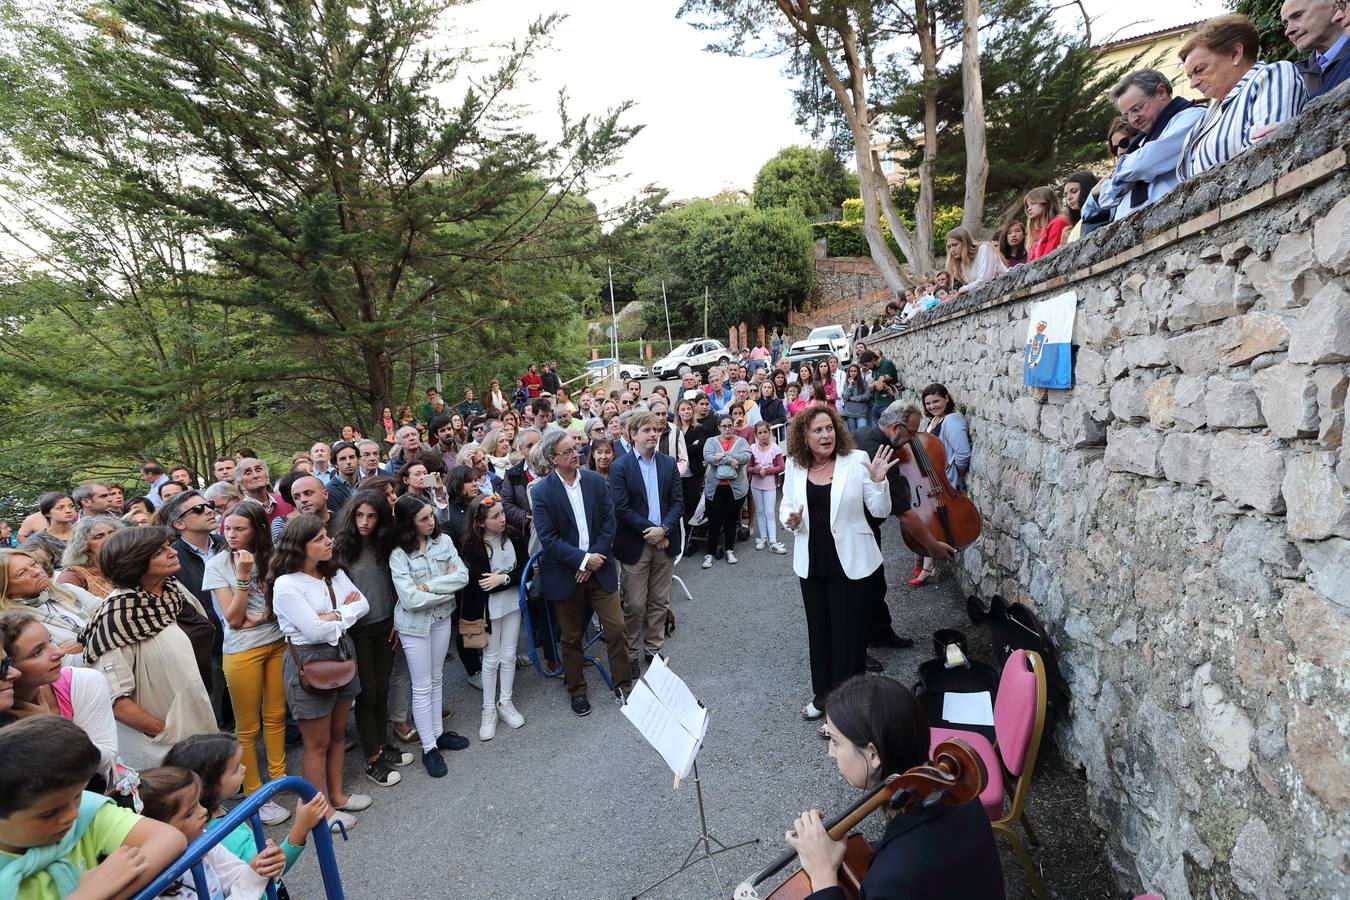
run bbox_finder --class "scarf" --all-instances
[1126,96,1198,207]
[82,581,187,665]
[14,588,90,640]
[0,792,110,898]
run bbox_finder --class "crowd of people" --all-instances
[849,8,1347,340]
[0,341,980,897]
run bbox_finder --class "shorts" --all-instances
[283,635,361,720]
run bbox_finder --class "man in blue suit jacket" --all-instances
[531,429,634,716]
[609,411,684,674]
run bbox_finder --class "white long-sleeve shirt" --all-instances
[272,570,369,646]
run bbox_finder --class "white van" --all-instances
[652,338,731,380]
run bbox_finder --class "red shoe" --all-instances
[909,567,935,586]
[911,565,924,579]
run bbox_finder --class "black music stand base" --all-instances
[631,761,759,899]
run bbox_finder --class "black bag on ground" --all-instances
[912,629,1001,745]
[967,594,1071,734]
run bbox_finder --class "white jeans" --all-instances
[402,617,453,752]
[752,486,778,542]
[482,610,522,710]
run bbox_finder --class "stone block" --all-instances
[1125,333,1169,368]
[1314,366,1347,448]
[1105,426,1162,477]
[1160,432,1211,485]
[1220,312,1289,366]
[1106,346,1128,380]
[1282,584,1350,672]
[1193,663,1253,772]
[1120,272,1146,305]
[1012,395,1040,432]
[1117,301,1156,337]
[1288,283,1350,364]
[1168,265,1253,330]
[1222,238,1253,264]
[1061,399,1107,448]
[1209,431,1285,513]
[1205,376,1265,428]
[1244,230,1324,309]
[1304,537,1350,612]
[1146,374,1177,429]
[1173,374,1207,431]
[1252,362,1318,438]
[1110,377,1150,423]
[1231,816,1284,899]
[1312,192,1350,273]
[1074,346,1106,387]
[1285,453,1350,540]
[1288,702,1350,806]
[1165,327,1224,374]
[1217,516,1296,602]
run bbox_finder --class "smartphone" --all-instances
[420,474,438,489]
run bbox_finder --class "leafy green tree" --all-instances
[752,146,859,218]
[1229,0,1299,60]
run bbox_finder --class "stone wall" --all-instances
[870,89,1349,899]
[809,256,892,312]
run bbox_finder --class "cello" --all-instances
[891,420,982,555]
[732,739,988,900]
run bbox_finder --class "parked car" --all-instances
[652,338,730,380]
[782,337,836,371]
[585,357,649,382]
[806,325,852,363]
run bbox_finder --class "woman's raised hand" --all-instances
[866,445,899,482]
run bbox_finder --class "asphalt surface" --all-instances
[266,503,1108,900]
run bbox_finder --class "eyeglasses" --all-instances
[0,656,14,681]
[551,446,579,458]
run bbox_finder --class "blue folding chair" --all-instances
[132,776,345,900]
[517,551,612,690]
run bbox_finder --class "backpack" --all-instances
[967,594,1071,735]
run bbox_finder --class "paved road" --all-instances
[274,516,1107,900]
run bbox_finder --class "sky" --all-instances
[444,0,1227,214]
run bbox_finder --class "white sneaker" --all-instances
[754,538,766,551]
[479,707,497,741]
[702,554,714,569]
[770,541,788,555]
[725,550,738,564]
[336,793,372,812]
[498,701,525,729]
[258,800,291,826]
[329,810,358,833]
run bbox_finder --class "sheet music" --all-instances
[621,654,707,780]
[942,691,994,727]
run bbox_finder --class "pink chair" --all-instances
[929,648,1049,900]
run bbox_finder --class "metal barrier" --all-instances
[132,776,346,900]
[517,550,612,690]
[568,360,617,390]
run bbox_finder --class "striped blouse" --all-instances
[1177,61,1307,180]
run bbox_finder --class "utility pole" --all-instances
[855,270,862,336]
[431,307,443,393]
[703,285,709,339]
[607,261,619,361]
[661,279,674,352]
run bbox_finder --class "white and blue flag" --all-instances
[1023,290,1077,389]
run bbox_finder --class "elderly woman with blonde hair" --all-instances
[56,516,127,598]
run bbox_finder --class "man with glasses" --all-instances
[530,429,634,716]
[1098,69,1203,221]
[158,490,230,728]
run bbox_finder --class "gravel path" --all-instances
[274,515,1110,899]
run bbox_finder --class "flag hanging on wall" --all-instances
[1023,290,1077,389]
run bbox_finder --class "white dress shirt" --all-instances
[558,470,592,572]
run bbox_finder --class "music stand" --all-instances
[630,761,759,899]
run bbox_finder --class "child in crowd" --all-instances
[748,422,787,555]
[842,364,872,432]
[134,766,284,899]
[164,733,333,894]
[0,717,185,900]
[785,382,806,420]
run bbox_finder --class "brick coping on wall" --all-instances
[897,88,1350,335]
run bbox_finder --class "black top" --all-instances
[805,480,845,580]
[809,797,1005,900]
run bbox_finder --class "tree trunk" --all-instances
[960,0,989,236]
[362,343,394,440]
[914,0,939,272]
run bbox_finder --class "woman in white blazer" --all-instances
[780,406,896,732]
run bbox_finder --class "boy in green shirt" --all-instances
[0,717,185,900]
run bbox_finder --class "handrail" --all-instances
[568,360,618,389]
[132,775,346,900]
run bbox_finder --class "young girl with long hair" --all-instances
[459,494,527,741]
[133,766,285,898]
[814,358,837,404]
[996,221,1029,267]
[748,421,788,555]
[330,491,414,786]
[841,364,872,431]
[268,515,370,832]
[201,500,290,826]
[944,226,1008,294]
[389,495,469,778]
[1023,186,1071,260]
[164,733,334,892]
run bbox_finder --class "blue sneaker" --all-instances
[436,731,470,751]
[422,749,447,778]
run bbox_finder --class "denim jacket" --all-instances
[390,534,469,637]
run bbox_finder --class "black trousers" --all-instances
[800,573,872,709]
[706,485,743,556]
[349,616,395,757]
[867,524,896,640]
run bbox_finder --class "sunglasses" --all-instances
[0,656,14,681]
[180,502,213,518]
[475,493,503,515]
[1111,141,1130,156]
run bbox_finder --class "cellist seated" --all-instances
[786,676,1006,900]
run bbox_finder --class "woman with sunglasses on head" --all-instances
[389,495,470,778]
[459,494,527,741]
[200,499,292,825]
